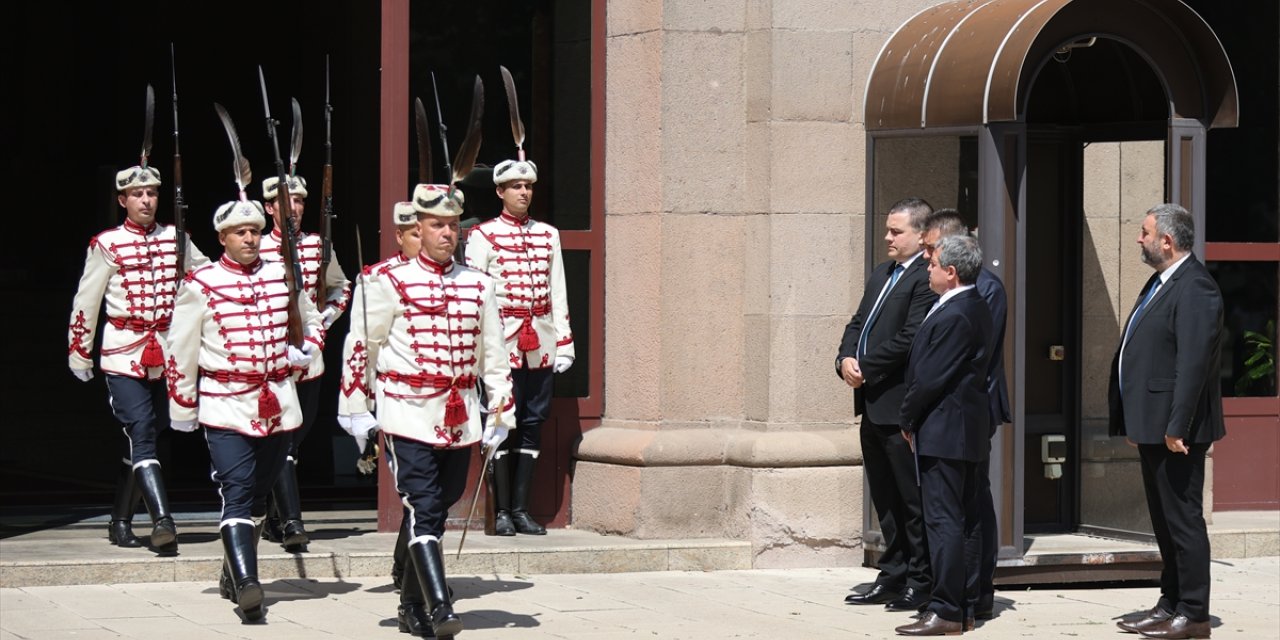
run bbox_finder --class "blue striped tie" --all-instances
[858,264,904,358]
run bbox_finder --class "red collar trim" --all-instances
[123,219,157,236]
[220,255,262,274]
[270,227,284,240]
[500,211,530,226]
[417,254,454,275]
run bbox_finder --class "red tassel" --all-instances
[140,335,164,368]
[517,317,540,351]
[444,387,467,427]
[258,384,282,420]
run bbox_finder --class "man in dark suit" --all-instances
[1109,204,1224,640]
[836,198,938,610]
[920,209,1010,622]
[895,234,992,636]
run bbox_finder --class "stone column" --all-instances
[575,0,926,568]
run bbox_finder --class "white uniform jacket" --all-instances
[68,219,210,379]
[166,255,323,437]
[465,211,574,369]
[339,254,514,447]
[260,229,351,381]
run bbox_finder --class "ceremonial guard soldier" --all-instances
[339,181,514,638]
[68,88,210,551]
[166,106,323,622]
[371,201,427,593]
[463,67,574,536]
[371,201,425,277]
[258,165,351,551]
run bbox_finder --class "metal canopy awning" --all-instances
[863,0,1239,130]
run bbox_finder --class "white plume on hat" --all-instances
[214,200,267,232]
[262,175,309,200]
[393,201,418,227]
[115,166,162,192]
[412,184,464,218]
[492,159,537,185]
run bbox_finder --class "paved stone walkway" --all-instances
[2,556,1276,639]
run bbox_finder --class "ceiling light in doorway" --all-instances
[1052,37,1098,63]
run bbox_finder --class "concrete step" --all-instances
[0,512,751,588]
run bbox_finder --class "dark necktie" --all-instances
[1123,274,1162,348]
[858,264,905,358]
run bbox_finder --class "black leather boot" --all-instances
[397,554,434,636]
[271,460,309,552]
[260,495,283,544]
[222,521,265,622]
[108,463,143,548]
[408,539,462,637]
[135,462,178,551]
[391,520,410,591]
[511,451,546,535]
[490,452,516,536]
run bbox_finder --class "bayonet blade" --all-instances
[169,45,180,150]
[430,72,453,181]
[325,55,333,164]
[258,66,276,139]
[141,84,155,168]
[414,97,433,184]
[290,97,303,176]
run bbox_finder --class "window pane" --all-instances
[871,135,980,238]
[1208,261,1278,397]
[553,249,591,397]
[1187,0,1279,242]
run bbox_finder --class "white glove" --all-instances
[338,412,379,452]
[322,307,339,329]
[71,368,94,382]
[482,424,510,449]
[287,344,315,368]
[171,419,198,432]
[553,355,574,374]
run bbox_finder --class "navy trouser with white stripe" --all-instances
[205,428,288,522]
[386,435,471,539]
[105,374,168,465]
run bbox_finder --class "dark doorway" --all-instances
[1022,134,1082,533]
[1,1,382,516]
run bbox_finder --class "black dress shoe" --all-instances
[895,611,963,636]
[885,587,928,611]
[1118,607,1174,633]
[844,583,900,605]
[1138,614,1211,639]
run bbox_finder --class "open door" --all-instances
[864,0,1238,565]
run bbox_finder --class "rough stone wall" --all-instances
[583,0,942,568]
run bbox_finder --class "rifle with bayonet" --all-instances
[169,44,188,278]
[317,55,335,310]
[257,66,305,348]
